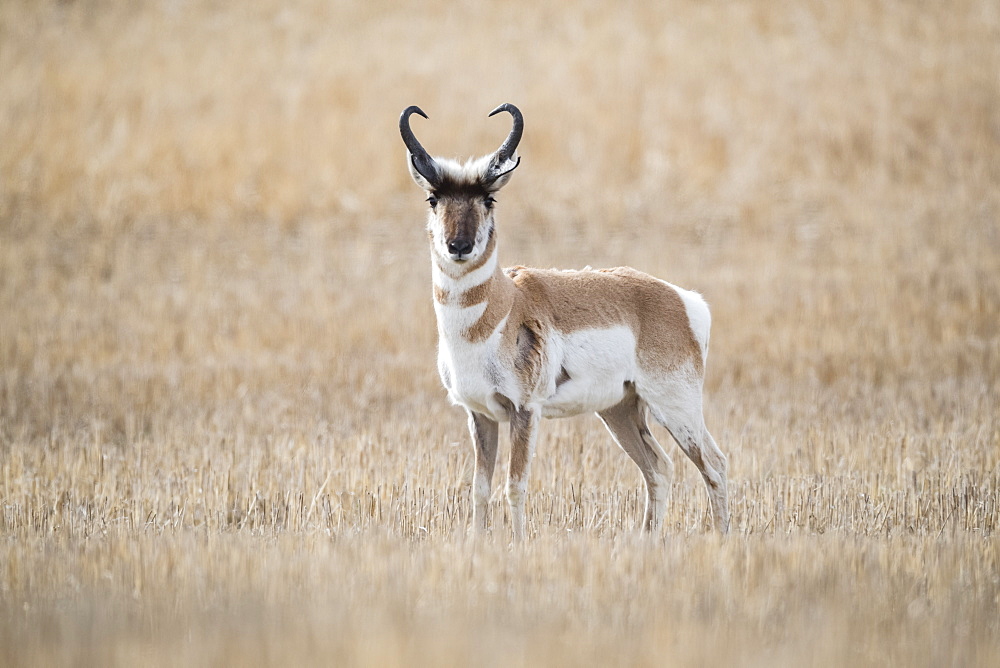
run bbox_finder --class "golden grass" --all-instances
[1,0,999,665]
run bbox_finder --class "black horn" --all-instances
[485,103,523,181]
[400,105,441,187]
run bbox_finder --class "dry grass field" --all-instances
[2,0,999,665]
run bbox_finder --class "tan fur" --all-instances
[434,278,492,309]
[454,263,703,374]
[463,265,516,343]
[502,397,534,480]
[437,198,481,248]
[458,281,492,308]
[511,320,545,398]
[468,411,499,533]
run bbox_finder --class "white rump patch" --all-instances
[665,282,711,363]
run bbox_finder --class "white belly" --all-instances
[438,320,638,421]
[540,326,637,418]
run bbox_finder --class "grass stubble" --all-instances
[1,1,998,665]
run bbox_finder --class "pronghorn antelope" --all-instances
[400,103,729,540]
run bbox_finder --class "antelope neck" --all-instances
[432,240,516,345]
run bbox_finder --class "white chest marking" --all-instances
[437,314,513,419]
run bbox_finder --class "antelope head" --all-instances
[400,104,523,265]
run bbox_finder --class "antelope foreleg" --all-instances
[506,405,539,542]
[468,411,499,534]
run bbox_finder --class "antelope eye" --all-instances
[484,196,496,209]
[427,195,438,208]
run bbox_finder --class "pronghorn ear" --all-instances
[482,155,519,192]
[407,153,438,191]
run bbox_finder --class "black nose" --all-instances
[447,239,474,256]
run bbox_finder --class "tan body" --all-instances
[402,104,729,539]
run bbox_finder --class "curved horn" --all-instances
[399,105,441,187]
[485,103,523,180]
[488,103,523,163]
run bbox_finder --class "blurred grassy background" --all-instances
[1,0,999,665]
